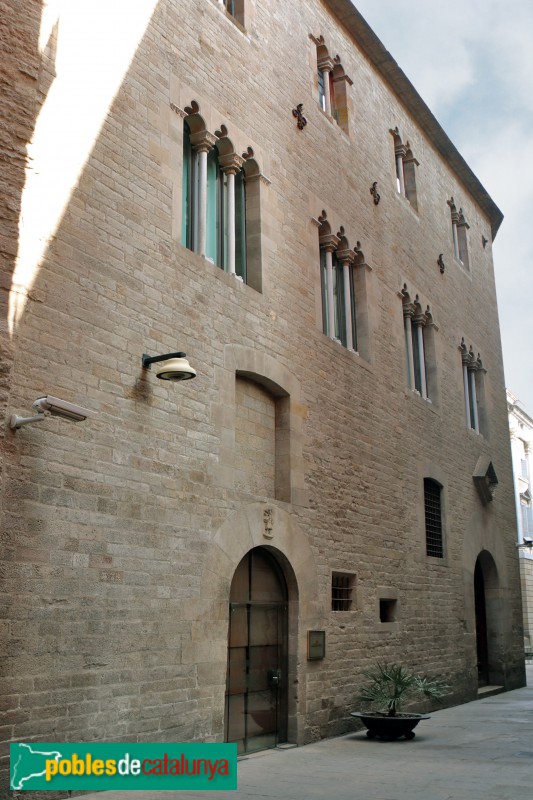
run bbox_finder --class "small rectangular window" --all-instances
[424,478,444,558]
[379,599,397,623]
[332,572,354,611]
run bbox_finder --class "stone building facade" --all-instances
[0,0,526,795]
[507,391,533,658]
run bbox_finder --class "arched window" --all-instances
[448,197,470,268]
[460,339,485,434]
[318,214,365,354]
[401,286,436,402]
[312,36,352,134]
[182,111,260,289]
[182,120,199,252]
[390,127,419,210]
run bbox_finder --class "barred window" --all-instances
[424,478,444,558]
[332,572,354,611]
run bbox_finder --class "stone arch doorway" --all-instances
[474,550,503,686]
[225,547,289,754]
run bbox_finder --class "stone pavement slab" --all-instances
[75,667,533,800]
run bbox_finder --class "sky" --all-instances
[354,0,533,414]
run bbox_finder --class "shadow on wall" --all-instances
[0,0,45,451]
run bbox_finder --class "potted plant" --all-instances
[351,662,448,740]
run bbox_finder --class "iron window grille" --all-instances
[332,572,354,611]
[424,478,444,558]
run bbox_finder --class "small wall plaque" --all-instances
[307,630,326,660]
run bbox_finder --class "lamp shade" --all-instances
[155,356,196,381]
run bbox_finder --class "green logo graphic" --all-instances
[10,742,237,791]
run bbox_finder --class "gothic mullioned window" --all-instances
[447,197,470,268]
[390,127,419,211]
[181,105,263,291]
[311,35,352,134]
[318,213,368,355]
[459,339,486,434]
[401,285,436,402]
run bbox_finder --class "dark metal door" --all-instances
[225,549,288,754]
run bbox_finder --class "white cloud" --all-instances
[354,0,533,410]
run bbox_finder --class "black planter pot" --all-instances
[350,711,430,740]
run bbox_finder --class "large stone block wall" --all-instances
[0,0,525,796]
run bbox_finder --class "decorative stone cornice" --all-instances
[319,233,341,252]
[170,102,187,118]
[189,130,217,153]
[317,54,335,72]
[459,338,482,370]
[218,152,245,174]
[336,248,355,266]
[246,172,271,186]
[457,209,469,229]
[447,197,459,223]
[395,143,407,158]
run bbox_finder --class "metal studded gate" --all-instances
[225,548,288,754]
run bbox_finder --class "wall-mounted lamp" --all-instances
[10,395,96,430]
[141,352,196,381]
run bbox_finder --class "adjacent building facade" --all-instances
[507,390,533,657]
[1,0,526,795]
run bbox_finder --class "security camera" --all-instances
[10,395,96,430]
[523,537,533,547]
[32,396,96,422]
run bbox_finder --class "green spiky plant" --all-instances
[359,663,448,717]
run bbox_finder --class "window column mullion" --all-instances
[319,233,341,341]
[469,368,479,433]
[414,317,427,400]
[190,130,217,258]
[462,361,471,429]
[337,248,355,351]
[395,145,406,196]
[317,56,334,117]
[403,307,416,390]
[219,153,245,277]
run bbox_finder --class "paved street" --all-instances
[79,666,533,800]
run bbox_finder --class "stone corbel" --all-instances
[317,54,334,73]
